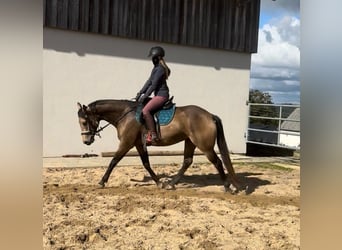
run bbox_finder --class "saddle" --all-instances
[135,96,176,135]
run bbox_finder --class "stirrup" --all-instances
[152,132,159,143]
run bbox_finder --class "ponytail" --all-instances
[159,58,171,79]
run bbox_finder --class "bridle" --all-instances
[80,106,135,138]
[80,122,111,138]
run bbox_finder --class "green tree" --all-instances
[249,89,277,126]
[249,89,273,104]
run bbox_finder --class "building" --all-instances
[279,107,300,148]
[43,0,261,156]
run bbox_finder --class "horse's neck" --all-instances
[93,100,132,124]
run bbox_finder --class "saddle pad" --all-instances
[136,104,176,126]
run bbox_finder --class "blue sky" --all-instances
[250,0,300,104]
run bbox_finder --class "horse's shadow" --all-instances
[132,172,271,195]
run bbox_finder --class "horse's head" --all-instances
[77,102,99,145]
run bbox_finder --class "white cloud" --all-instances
[274,16,300,47]
[252,16,300,68]
[250,15,300,104]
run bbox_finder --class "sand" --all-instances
[43,160,300,249]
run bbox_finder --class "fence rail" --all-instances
[246,103,300,150]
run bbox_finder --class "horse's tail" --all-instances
[212,115,240,188]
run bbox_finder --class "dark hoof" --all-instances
[244,185,251,195]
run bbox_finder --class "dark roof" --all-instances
[43,0,260,53]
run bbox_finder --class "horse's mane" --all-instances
[88,99,138,109]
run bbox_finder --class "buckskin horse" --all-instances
[77,99,242,194]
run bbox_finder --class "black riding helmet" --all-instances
[148,46,165,59]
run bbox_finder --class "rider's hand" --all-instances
[135,92,141,101]
[138,94,146,103]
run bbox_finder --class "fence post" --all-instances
[278,105,282,144]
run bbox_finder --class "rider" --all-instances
[135,46,171,145]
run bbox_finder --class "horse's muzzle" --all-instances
[82,135,94,145]
[84,140,93,145]
[81,130,95,145]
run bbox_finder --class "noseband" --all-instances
[80,109,101,138]
[80,105,134,138]
[81,123,111,138]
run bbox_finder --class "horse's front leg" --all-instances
[98,142,132,188]
[135,143,160,187]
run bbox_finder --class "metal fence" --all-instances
[246,103,300,150]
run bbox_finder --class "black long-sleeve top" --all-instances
[138,64,169,98]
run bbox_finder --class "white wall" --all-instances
[43,28,251,157]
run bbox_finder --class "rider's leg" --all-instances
[142,96,167,144]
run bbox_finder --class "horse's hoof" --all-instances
[164,183,176,190]
[98,181,105,188]
[157,182,164,189]
[158,182,176,190]
[244,185,251,195]
[225,184,238,195]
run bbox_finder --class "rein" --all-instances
[112,108,135,127]
[94,123,111,138]
[93,108,135,138]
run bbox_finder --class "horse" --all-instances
[77,99,242,194]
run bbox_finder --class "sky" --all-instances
[250,0,300,104]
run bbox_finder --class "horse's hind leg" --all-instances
[165,139,196,189]
[204,150,237,194]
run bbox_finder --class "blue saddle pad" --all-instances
[136,104,176,126]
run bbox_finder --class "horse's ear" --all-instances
[82,105,91,112]
[77,102,82,110]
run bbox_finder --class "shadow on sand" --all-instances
[131,172,271,195]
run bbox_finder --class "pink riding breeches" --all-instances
[142,96,168,132]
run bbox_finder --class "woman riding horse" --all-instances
[135,46,171,145]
